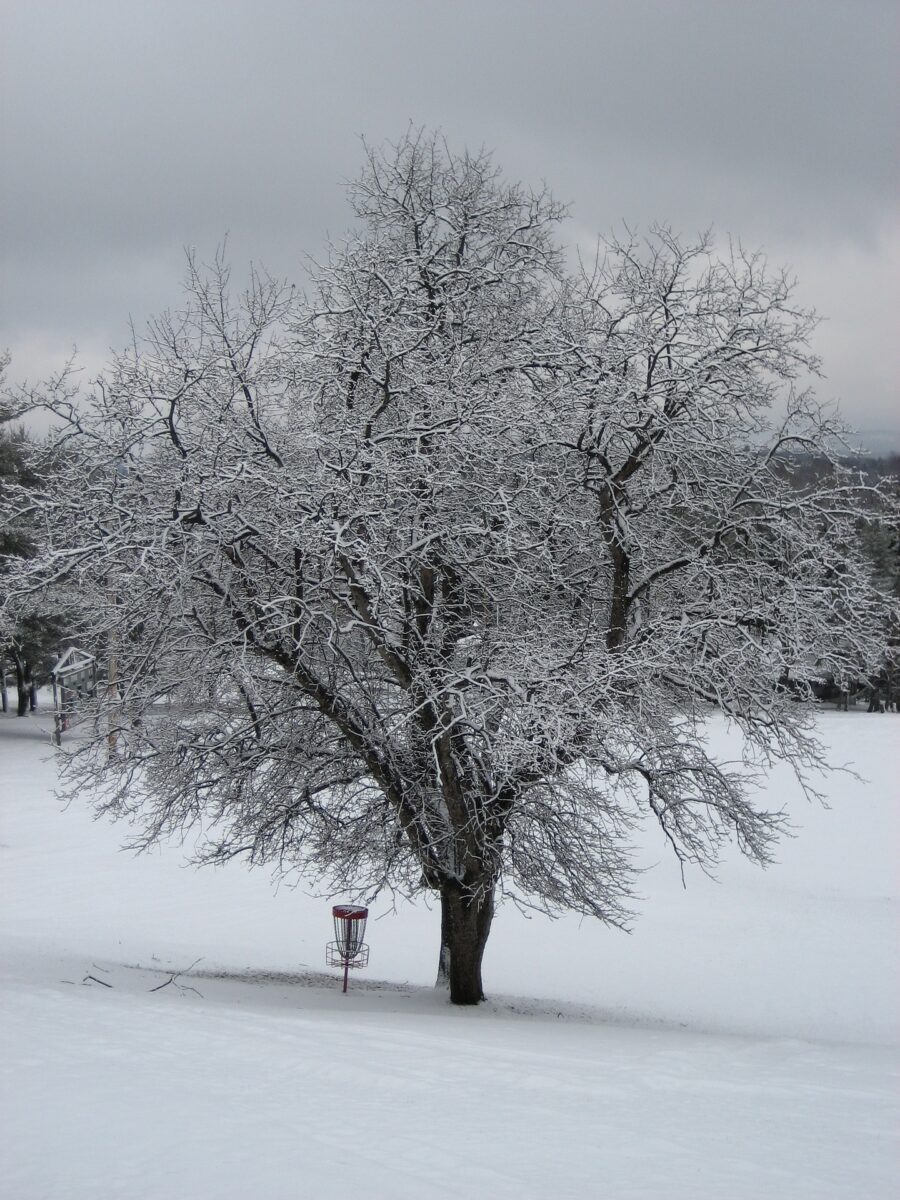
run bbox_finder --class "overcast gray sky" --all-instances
[2,0,897,443]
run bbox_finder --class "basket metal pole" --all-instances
[343,953,350,994]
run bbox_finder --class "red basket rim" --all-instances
[332,904,368,920]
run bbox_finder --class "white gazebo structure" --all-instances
[50,647,98,744]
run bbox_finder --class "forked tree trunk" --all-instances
[435,881,495,1005]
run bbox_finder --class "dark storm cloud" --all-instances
[1,0,897,435]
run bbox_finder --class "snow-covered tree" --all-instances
[2,132,896,1003]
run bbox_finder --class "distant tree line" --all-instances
[2,425,897,720]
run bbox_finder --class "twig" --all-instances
[148,956,205,998]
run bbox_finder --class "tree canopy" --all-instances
[2,132,897,1002]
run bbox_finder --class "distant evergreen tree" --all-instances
[0,416,67,715]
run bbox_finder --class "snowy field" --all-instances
[1,709,898,1199]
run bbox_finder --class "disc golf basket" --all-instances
[326,905,369,993]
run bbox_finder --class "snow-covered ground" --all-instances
[1,709,898,1199]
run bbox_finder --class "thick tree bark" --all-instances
[435,881,495,1005]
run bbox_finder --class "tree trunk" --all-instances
[14,656,28,717]
[435,882,494,1005]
